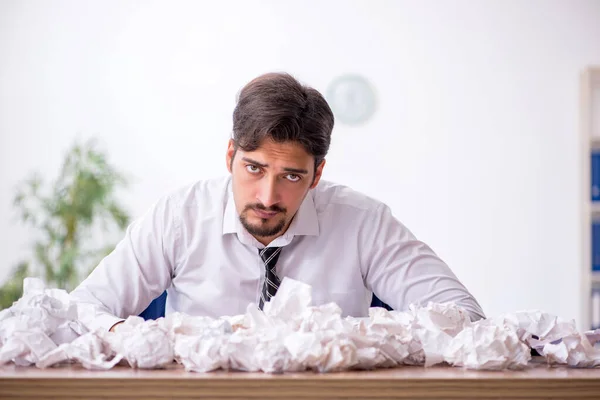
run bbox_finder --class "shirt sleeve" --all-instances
[69,195,178,332]
[360,204,485,321]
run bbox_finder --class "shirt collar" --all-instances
[285,189,319,238]
[222,180,239,235]
[222,179,320,241]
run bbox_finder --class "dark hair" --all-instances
[232,72,334,169]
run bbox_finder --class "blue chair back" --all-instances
[370,294,393,311]
[138,291,167,320]
[139,291,392,320]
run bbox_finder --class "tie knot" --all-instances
[259,247,282,264]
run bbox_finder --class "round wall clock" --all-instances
[326,74,377,125]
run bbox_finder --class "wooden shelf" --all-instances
[581,67,600,331]
[591,202,600,216]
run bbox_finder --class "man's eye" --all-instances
[286,174,300,182]
[246,165,260,174]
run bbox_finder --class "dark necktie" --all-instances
[258,246,282,310]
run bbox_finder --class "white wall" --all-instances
[1,0,600,327]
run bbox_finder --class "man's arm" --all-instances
[360,204,485,321]
[70,196,178,332]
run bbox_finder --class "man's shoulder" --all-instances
[163,176,231,209]
[312,180,385,213]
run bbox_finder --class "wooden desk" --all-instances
[1,361,599,400]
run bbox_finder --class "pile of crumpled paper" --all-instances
[1,277,599,372]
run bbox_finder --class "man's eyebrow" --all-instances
[241,157,309,175]
[241,157,268,168]
[283,167,309,175]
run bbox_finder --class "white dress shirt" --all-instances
[70,176,485,332]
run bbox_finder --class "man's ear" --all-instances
[310,159,326,189]
[226,139,236,173]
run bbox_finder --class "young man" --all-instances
[70,72,485,332]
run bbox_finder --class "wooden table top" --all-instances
[1,360,600,399]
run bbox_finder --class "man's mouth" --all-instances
[252,208,279,219]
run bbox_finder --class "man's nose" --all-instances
[257,177,280,208]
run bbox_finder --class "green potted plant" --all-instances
[0,138,131,309]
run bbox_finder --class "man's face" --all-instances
[226,138,324,245]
